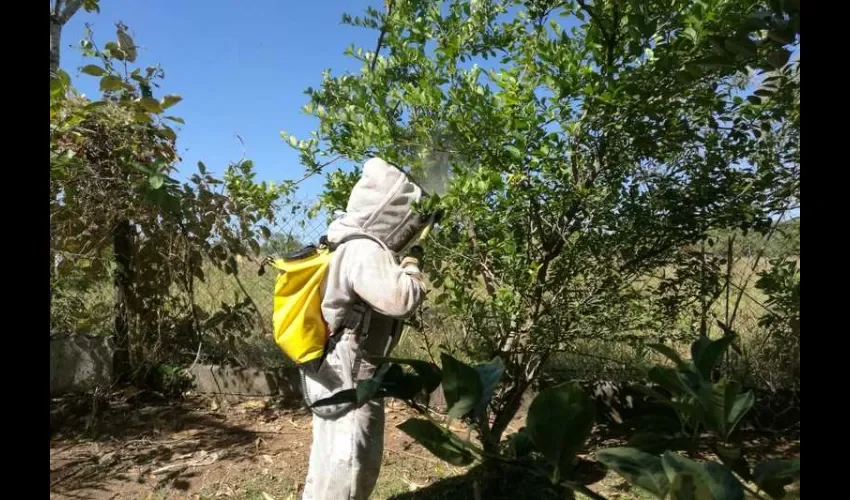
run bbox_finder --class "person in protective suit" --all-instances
[301,157,436,500]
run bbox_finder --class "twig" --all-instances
[369,1,393,73]
[152,463,188,475]
[188,342,203,371]
[291,155,344,189]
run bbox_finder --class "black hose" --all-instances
[300,368,356,419]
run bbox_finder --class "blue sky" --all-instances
[61,0,383,201]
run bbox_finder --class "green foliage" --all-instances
[601,446,799,499]
[440,352,484,418]
[315,354,599,497]
[753,459,800,499]
[298,0,801,449]
[335,342,797,499]
[643,335,753,442]
[50,23,288,370]
[147,363,196,398]
[596,448,670,498]
[397,418,476,466]
[755,258,799,337]
[600,334,799,499]
[527,382,596,481]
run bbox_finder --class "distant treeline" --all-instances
[709,218,799,259]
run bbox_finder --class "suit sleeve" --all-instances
[342,239,426,319]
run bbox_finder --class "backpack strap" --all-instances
[324,232,390,253]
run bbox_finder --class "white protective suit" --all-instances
[301,158,430,500]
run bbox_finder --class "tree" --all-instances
[50,0,100,74]
[295,0,799,451]
[51,24,287,375]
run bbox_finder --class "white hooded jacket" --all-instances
[302,157,429,500]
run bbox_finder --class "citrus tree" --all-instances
[296,0,798,451]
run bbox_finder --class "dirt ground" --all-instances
[50,394,799,500]
[50,394,476,500]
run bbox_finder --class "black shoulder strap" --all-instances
[325,233,387,252]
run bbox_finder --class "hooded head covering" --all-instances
[327,157,432,253]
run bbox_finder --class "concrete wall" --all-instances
[187,364,302,402]
[50,335,115,395]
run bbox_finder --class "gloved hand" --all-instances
[401,245,425,271]
[409,245,424,262]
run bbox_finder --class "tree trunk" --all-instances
[112,219,134,380]
[49,8,62,331]
[50,15,62,75]
[489,378,531,446]
[50,0,85,75]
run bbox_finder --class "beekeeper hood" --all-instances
[327,157,437,253]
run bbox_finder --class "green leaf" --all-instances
[50,70,70,96]
[725,391,754,439]
[311,389,357,408]
[149,175,165,190]
[696,379,753,439]
[753,459,799,499]
[81,64,106,76]
[164,115,185,124]
[396,418,475,466]
[440,353,483,418]
[669,472,712,500]
[766,49,792,69]
[597,447,670,498]
[138,97,163,113]
[161,95,183,109]
[366,357,442,394]
[747,95,763,105]
[507,428,535,458]
[661,452,744,500]
[103,41,127,60]
[356,377,384,404]
[697,380,734,437]
[505,145,522,160]
[647,344,689,371]
[648,366,687,396]
[99,75,123,92]
[714,445,753,482]
[384,372,424,400]
[723,37,757,58]
[691,335,736,379]
[159,126,177,142]
[117,28,137,62]
[472,357,504,417]
[527,382,595,480]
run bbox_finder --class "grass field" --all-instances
[51,247,794,389]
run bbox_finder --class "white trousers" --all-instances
[302,333,385,500]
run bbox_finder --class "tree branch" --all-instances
[58,0,84,24]
[370,0,393,73]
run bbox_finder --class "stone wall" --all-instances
[187,364,302,403]
[50,335,115,395]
